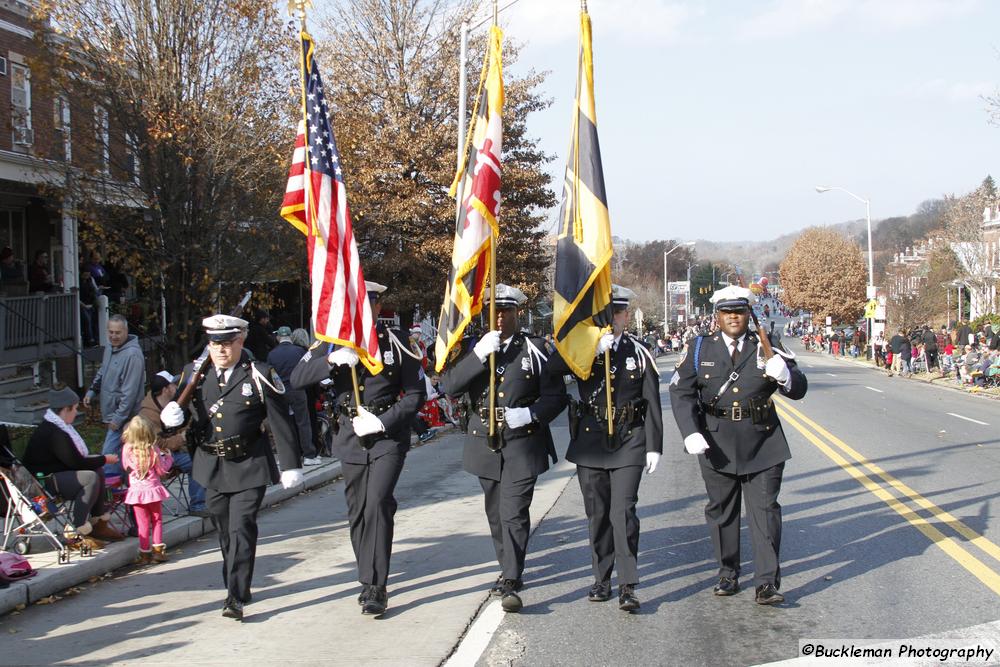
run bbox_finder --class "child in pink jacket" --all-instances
[122,415,173,564]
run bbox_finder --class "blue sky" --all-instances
[481,0,1000,242]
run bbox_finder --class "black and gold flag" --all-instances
[552,9,613,380]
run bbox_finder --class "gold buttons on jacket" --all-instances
[216,413,223,418]
[705,374,710,379]
[733,387,739,393]
[498,391,505,398]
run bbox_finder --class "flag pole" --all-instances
[487,0,499,449]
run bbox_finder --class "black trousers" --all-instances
[206,485,266,604]
[479,474,537,581]
[700,462,784,588]
[577,465,643,586]
[342,451,406,586]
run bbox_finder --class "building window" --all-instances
[11,63,32,150]
[94,105,109,174]
[126,131,139,184]
[54,95,71,161]
[0,210,27,280]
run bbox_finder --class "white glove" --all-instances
[328,347,360,367]
[645,452,660,474]
[281,469,304,489]
[160,401,185,428]
[764,355,790,384]
[504,406,533,429]
[352,406,386,437]
[596,332,614,356]
[684,432,710,455]
[474,330,501,363]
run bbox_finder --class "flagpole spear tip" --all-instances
[581,0,588,11]
[288,0,312,25]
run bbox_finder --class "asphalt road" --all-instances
[474,337,1000,666]
[2,334,999,666]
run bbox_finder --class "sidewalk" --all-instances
[0,457,345,616]
[804,347,1000,400]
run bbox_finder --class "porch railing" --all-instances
[0,293,80,362]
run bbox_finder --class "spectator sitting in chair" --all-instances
[960,346,980,384]
[22,387,125,548]
[139,370,208,516]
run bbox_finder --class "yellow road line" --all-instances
[775,406,1000,596]
[775,396,1000,566]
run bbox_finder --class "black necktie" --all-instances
[730,340,739,365]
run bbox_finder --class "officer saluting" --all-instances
[161,315,302,621]
[669,285,807,605]
[439,284,568,613]
[547,285,662,612]
[290,281,424,617]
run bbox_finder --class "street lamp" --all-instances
[816,185,876,356]
[664,241,694,333]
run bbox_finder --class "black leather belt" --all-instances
[701,398,773,423]
[339,397,397,419]
[200,435,250,459]
[477,406,507,424]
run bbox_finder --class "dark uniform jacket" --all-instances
[670,331,807,475]
[179,351,300,493]
[548,334,663,469]
[289,323,425,465]
[440,332,568,482]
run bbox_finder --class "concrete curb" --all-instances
[0,459,343,616]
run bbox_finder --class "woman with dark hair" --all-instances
[22,387,124,549]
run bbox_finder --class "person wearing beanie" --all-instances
[22,387,125,548]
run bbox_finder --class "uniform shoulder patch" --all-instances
[447,344,463,364]
[269,367,286,393]
[309,340,323,351]
[675,347,688,368]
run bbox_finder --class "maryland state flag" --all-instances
[552,10,613,380]
[435,26,504,372]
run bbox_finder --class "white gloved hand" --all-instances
[328,347,360,367]
[684,432,710,455]
[474,330,502,363]
[281,469,304,490]
[352,407,386,437]
[160,401,185,428]
[645,452,661,474]
[596,332,615,356]
[504,406,533,429]
[764,355,790,384]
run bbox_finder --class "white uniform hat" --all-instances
[487,283,528,308]
[709,285,756,311]
[202,314,249,341]
[365,281,388,295]
[611,284,637,307]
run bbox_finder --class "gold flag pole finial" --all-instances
[581,0,588,11]
[289,0,312,26]
[493,0,498,24]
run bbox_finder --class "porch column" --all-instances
[61,197,83,387]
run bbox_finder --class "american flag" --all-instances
[281,32,382,374]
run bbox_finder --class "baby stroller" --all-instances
[0,436,91,562]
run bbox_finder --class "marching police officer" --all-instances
[290,281,425,617]
[547,285,662,612]
[439,284,568,613]
[161,315,303,621]
[669,286,807,605]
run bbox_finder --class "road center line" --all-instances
[775,396,1000,569]
[947,412,990,426]
[774,405,1000,596]
[826,373,838,377]
[864,386,883,393]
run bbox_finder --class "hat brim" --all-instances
[207,331,241,342]
[492,300,520,310]
[716,300,750,312]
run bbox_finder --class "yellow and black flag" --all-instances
[435,26,504,372]
[552,9,613,380]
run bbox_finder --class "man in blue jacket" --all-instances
[84,314,146,478]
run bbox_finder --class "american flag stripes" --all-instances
[281,31,383,374]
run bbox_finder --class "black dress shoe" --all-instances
[362,585,387,616]
[499,579,523,613]
[755,583,784,605]
[588,581,612,602]
[358,584,372,606]
[713,576,739,596]
[222,598,244,621]
[618,584,640,612]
